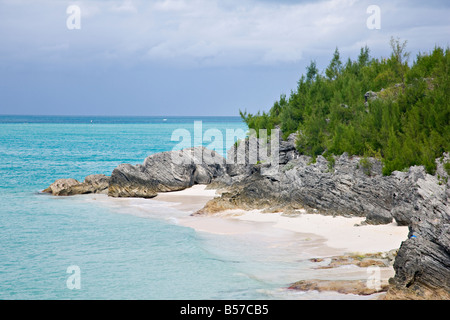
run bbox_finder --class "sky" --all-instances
[0,0,449,116]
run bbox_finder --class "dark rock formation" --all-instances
[43,178,82,196]
[199,135,450,299]
[385,221,450,300]
[391,164,449,226]
[108,147,226,198]
[200,140,449,226]
[385,158,450,299]
[107,163,160,198]
[43,174,110,196]
[198,151,395,225]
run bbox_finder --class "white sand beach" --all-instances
[152,184,409,256]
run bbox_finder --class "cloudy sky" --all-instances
[0,0,449,116]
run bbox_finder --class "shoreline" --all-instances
[85,184,410,299]
[151,185,410,298]
[150,184,409,256]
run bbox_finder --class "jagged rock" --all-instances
[108,147,226,198]
[436,152,450,184]
[108,163,159,198]
[42,178,82,196]
[199,137,450,299]
[43,174,110,196]
[197,153,394,224]
[364,90,378,104]
[201,149,449,226]
[73,174,110,194]
[279,132,299,165]
[207,131,294,190]
[385,174,450,299]
[84,174,110,190]
[390,166,449,226]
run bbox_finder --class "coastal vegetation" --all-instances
[240,38,450,175]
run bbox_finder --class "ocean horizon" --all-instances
[0,115,243,124]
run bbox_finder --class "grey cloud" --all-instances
[0,0,448,67]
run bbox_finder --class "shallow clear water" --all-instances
[0,116,268,299]
[0,116,373,300]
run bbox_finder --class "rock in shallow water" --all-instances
[107,147,226,198]
[43,174,110,196]
[42,178,82,196]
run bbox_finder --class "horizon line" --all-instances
[0,114,243,118]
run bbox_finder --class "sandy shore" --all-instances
[85,184,410,298]
[231,210,409,254]
[153,184,218,212]
[151,185,409,256]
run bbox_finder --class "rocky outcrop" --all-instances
[198,151,395,224]
[198,135,450,299]
[379,156,450,299]
[385,221,450,300]
[208,130,297,190]
[199,139,449,227]
[45,147,226,199]
[390,166,449,226]
[384,160,450,299]
[288,279,389,296]
[43,178,82,196]
[43,174,110,196]
[108,147,226,198]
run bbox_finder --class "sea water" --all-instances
[0,116,369,300]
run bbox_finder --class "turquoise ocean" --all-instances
[0,115,363,300]
[0,116,291,300]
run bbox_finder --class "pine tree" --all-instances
[326,48,343,80]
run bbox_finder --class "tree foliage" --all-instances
[240,40,450,175]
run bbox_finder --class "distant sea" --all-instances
[0,115,362,300]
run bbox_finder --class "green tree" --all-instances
[306,61,319,83]
[240,41,449,176]
[389,36,410,83]
[326,48,343,80]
